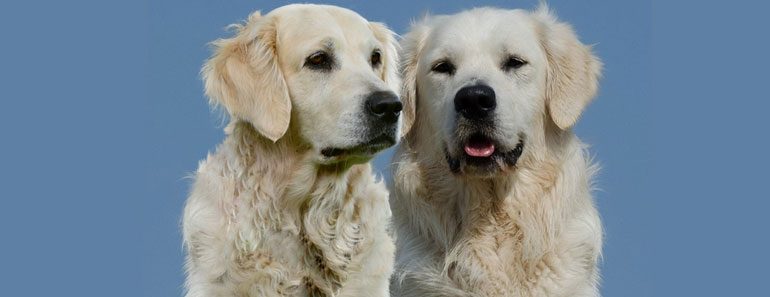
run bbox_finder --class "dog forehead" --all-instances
[425,8,540,59]
[272,4,374,47]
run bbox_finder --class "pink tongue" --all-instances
[464,140,495,157]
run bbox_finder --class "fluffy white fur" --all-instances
[183,4,400,297]
[390,6,604,297]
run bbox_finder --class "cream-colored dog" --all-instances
[183,4,401,297]
[390,6,603,297]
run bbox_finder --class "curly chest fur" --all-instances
[435,187,599,297]
[231,209,368,296]
[445,209,552,296]
[227,173,377,296]
[184,122,394,297]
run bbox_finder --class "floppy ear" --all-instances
[369,22,401,96]
[534,6,602,130]
[201,12,291,142]
[397,18,431,138]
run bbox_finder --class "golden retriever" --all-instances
[183,4,401,297]
[390,6,604,297]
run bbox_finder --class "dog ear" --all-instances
[369,22,402,96]
[202,12,291,142]
[397,18,431,138]
[534,6,602,130]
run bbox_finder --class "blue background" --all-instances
[1,0,768,296]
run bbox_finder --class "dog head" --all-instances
[203,4,401,164]
[399,6,601,177]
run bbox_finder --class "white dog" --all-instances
[390,6,603,297]
[183,4,401,297]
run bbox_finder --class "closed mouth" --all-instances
[321,133,396,158]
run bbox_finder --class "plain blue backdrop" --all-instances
[1,0,768,296]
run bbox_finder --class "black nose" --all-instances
[365,91,402,124]
[454,85,496,120]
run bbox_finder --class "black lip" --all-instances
[321,148,345,157]
[321,133,396,158]
[502,140,524,166]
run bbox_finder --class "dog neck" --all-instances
[223,120,368,211]
[395,121,592,257]
[223,120,378,295]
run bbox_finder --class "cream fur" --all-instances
[390,6,603,297]
[184,4,399,297]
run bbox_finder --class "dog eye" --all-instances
[305,51,332,70]
[371,50,381,67]
[431,60,456,75]
[503,56,527,71]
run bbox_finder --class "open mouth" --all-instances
[446,134,525,173]
[464,134,496,157]
[320,133,396,159]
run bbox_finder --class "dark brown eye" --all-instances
[431,60,455,75]
[371,50,381,67]
[305,51,331,70]
[503,56,527,71]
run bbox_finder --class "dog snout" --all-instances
[365,91,402,124]
[454,85,496,120]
